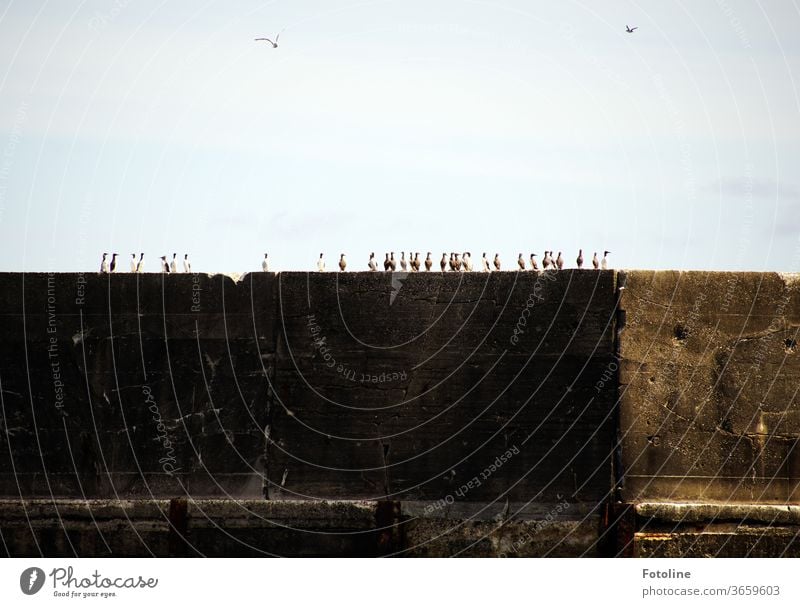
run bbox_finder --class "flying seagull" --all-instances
[625,25,638,33]
[255,32,281,48]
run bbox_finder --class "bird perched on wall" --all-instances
[109,253,118,273]
[254,31,281,47]
[447,253,454,271]
[389,252,397,271]
[425,252,433,271]
[183,254,191,273]
[625,25,638,33]
[170,253,177,273]
[160,256,170,273]
[493,253,501,271]
[440,253,447,272]
[542,251,552,270]
[400,252,408,272]
[262,253,269,272]
[130,253,137,272]
[517,254,526,271]
[100,253,109,274]
[369,252,378,271]
[592,252,599,269]
[601,250,610,269]
[482,253,491,272]
[414,252,421,272]
[576,249,584,269]
[463,252,473,272]
[136,253,144,273]
[530,253,539,270]
[556,251,564,270]
[317,253,325,272]
[455,253,463,271]
[339,254,347,272]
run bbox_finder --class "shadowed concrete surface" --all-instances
[0,271,798,556]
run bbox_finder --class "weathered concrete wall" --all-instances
[1,270,799,556]
[618,271,800,504]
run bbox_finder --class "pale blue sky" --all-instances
[0,0,798,272]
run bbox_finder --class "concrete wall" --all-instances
[0,270,798,556]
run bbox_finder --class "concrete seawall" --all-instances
[0,271,798,556]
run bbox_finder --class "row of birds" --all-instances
[304,250,611,272]
[99,250,611,273]
[99,253,190,273]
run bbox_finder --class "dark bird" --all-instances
[425,252,433,271]
[254,32,281,48]
[389,252,397,272]
[136,253,144,273]
[530,253,539,271]
[440,253,447,272]
[339,254,347,272]
[625,25,638,33]
[542,251,552,270]
[576,249,584,269]
[109,253,118,273]
[413,252,421,272]
[592,252,599,269]
[384,253,391,271]
[517,253,526,271]
[556,251,564,270]
[493,253,501,271]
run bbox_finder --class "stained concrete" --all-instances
[1,270,799,556]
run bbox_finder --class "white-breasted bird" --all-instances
[317,253,325,272]
[170,253,177,273]
[389,252,397,272]
[592,252,599,269]
[183,254,191,273]
[160,256,170,273]
[530,253,539,270]
[601,250,610,270]
[130,253,137,273]
[482,253,491,272]
[369,252,378,271]
[400,252,408,271]
[556,251,564,270]
[100,253,109,274]
[542,251,552,269]
[425,252,433,271]
[413,252,421,272]
[440,253,447,272]
[576,249,584,269]
[463,252,473,272]
[517,253,526,271]
[339,254,347,272]
[262,253,269,272]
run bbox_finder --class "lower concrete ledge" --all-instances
[633,503,800,557]
[0,499,598,557]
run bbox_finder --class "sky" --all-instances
[0,0,798,273]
